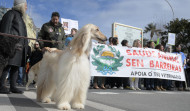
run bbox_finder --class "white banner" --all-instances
[90,43,185,81]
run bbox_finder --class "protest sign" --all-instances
[90,43,185,81]
[61,18,78,34]
[112,23,143,46]
[168,33,176,45]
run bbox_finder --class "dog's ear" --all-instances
[71,32,90,56]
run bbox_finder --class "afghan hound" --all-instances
[36,24,107,110]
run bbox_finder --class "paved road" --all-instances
[1,86,190,111]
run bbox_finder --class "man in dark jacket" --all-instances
[0,0,28,94]
[38,12,66,52]
[30,42,43,67]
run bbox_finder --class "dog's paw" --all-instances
[42,97,51,103]
[34,85,37,88]
[57,102,71,110]
[72,103,84,109]
[25,87,29,91]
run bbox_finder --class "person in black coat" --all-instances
[0,0,28,94]
[30,42,43,67]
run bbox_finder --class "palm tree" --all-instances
[144,23,161,40]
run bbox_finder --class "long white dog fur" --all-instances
[25,48,60,91]
[25,62,40,90]
[36,24,107,110]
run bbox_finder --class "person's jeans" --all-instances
[0,65,19,89]
[17,67,23,84]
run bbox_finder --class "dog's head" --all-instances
[70,24,107,56]
[88,24,107,43]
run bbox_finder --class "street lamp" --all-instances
[164,0,174,53]
[165,0,175,19]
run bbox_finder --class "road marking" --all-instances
[91,92,119,95]
[0,94,16,111]
[86,100,126,111]
[128,92,154,94]
[23,91,76,111]
[24,91,125,111]
[156,92,179,94]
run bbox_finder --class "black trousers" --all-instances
[0,65,19,89]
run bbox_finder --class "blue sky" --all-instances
[2,0,190,39]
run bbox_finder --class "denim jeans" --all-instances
[17,67,23,84]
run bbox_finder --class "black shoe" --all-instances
[0,86,11,94]
[153,87,157,90]
[146,87,152,90]
[10,88,23,94]
[167,87,174,91]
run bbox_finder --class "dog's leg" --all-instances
[25,70,35,90]
[57,102,71,110]
[56,91,73,110]
[55,84,74,110]
[25,81,32,91]
[36,74,46,102]
[36,83,43,102]
[33,76,37,88]
[71,80,89,109]
[40,81,56,103]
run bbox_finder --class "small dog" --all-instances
[25,48,62,90]
[36,24,107,110]
[25,62,40,90]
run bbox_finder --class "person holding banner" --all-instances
[121,40,130,89]
[93,41,107,89]
[186,53,190,88]
[173,44,187,91]
[106,37,123,89]
[145,41,155,90]
[129,39,142,90]
[154,44,166,91]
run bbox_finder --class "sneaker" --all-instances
[112,86,117,89]
[105,85,111,89]
[119,86,124,90]
[184,88,190,91]
[130,87,136,90]
[135,87,141,90]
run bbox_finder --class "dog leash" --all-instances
[0,32,62,44]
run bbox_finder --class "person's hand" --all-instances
[42,47,52,52]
